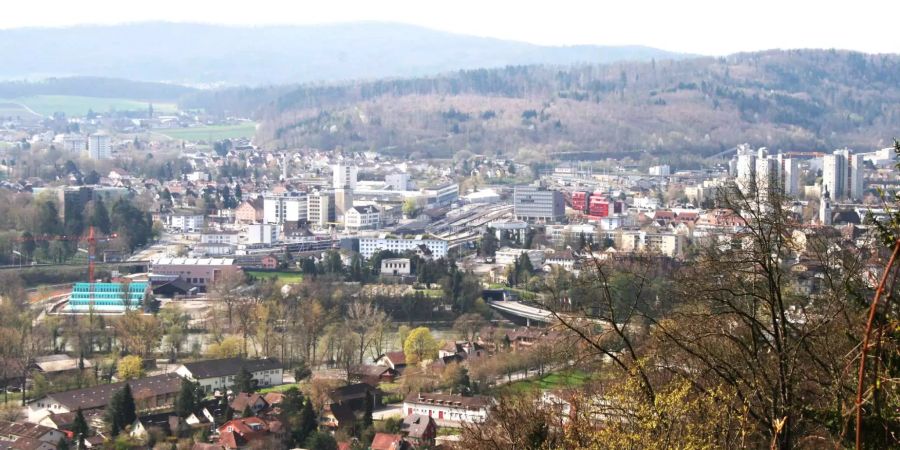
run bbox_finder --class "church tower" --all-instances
[820,186,833,226]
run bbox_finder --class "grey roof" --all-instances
[401,414,435,439]
[32,354,92,373]
[180,357,282,379]
[42,374,182,411]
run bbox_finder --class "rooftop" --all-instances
[180,357,282,379]
[151,257,236,266]
[43,374,182,411]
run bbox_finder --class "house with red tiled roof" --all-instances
[216,417,282,449]
[376,351,407,372]
[370,432,411,450]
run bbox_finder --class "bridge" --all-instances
[488,300,613,328]
[488,300,555,325]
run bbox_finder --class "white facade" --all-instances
[495,248,545,267]
[247,223,280,245]
[88,132,111,160]
[264,192,307,224]
[403,394,489,424]
[169,214,205,233]
[777,154,799,197]
[649,164,671,176]
[307,190,335,227]
[332,164,358,190]
[175,363,282,394]
[617,231,685,258]
[381,258,411,276]
[345,205,381,230]
[63,134,86,153]
[736,150,756,194]
[385,172,410,191]
[201,231,239,245]
[359,236,448,259]
[823,149,865,201]
[755,156,779,199]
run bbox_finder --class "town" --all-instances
[0,8,899,450]
[0,93,896,450]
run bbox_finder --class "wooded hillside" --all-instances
[219,50,900,159]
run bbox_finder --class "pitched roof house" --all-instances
[400,414,437,446]
[175,358,283,393]
[27,374,182,423]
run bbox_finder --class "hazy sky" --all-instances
[2,0,898,55]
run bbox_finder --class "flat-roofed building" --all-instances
[358,236,448,259]
[514,185,565,223]
[65,281,149,313]
[149,258,241,290]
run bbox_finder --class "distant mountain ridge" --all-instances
[0,22,689,86]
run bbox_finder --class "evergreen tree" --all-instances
[234,184,243,202]
[348,254,365,282]
[304,431,337,450]
[517,253,534,280]
[233,366,254,393]
[298,399,317,443]
[480,227,499,257]
[174,378,196,418]
[242,404,253,418]
[101,384,136,436]
[20,231,35,261]
[121,384,136,427]
[362,391,373,428]
[301,258,318,276]
[73,408,89,450]
[89,198,111,234]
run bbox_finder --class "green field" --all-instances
[156,123,257,141]
[245,270,303,283]
[0,101,41,120]
[6,95,178,117]
[496,369,593,395]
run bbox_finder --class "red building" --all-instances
[571,191,590,212]
[588,193,609,218]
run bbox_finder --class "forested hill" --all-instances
[0,22,684,86]
[227,50,900,160]
[0,77,196,101]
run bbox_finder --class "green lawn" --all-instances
[156,123,257,141]
[496,369,593,395]
[246,270,304,283]
[8,95,177,117]
[415,289,444,298]
[258,383,301,394]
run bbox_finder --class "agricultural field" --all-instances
[0,101,41,120]
[7,95,178,117]
[155,122,257,141]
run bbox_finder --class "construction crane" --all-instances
[17,226,119,282]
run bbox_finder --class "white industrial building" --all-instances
[358,235,448,259]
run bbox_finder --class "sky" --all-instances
[1,0,898,56]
